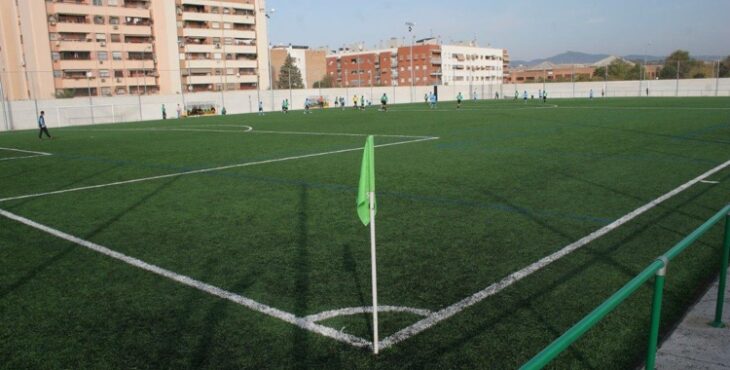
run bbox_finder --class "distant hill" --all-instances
[512,51,727,67]
[511,51,609,67]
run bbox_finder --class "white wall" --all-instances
[1,78,729,132]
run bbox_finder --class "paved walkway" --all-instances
[654,269,730,369]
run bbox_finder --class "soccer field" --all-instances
[1,97,729,369]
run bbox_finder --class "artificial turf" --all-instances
[1,97,729,369]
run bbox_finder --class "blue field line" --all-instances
[433,144,719,166]
[674,122,730,142]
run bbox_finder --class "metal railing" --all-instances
[521,204,730,370]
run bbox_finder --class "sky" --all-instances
[267,0,730,61]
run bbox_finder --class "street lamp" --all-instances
[86,71,95,124]
[265,8,275,110]
[405,22,415,102]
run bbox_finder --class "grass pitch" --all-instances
[1,97,729,369]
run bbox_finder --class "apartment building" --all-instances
[177,0,269,93]
[325,39,505,87]
[502,49,510,83]
[270,45,326,88]
[0,0,270,100]
[441,44,504,86]
[326,48,398,87]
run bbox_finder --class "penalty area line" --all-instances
[0,208,372,348]
[0,136,439,203]
[0,147,52,162]
[379,157,730,350]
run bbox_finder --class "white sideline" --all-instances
[0,147,52,162]
[0,208,372,348]
[379,157,730,350]
[0,136,438,203]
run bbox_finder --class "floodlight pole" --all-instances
[542,67,546,96]
[571,64,575,98]
[265,9,275,112]
[220,9,227,111]
[715,60,720,97]
[87,71,95,125]
[0,70,10,130]
[24,69,39,124]
[675,60,680,97]
[406,22,415,103]
[288,66,292,107]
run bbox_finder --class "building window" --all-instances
[97,51,108,60]
[94,15,105,24]
[96,33,106,41]
[51,52,60,61]
[101,87,112,96]
[110,34,121,42]
[109,16,119,25]
[93,0,102,5]
[112,51,122,60]
[99,69,110,78]
[108,0,118,5]
[53,70,62,78]
[114,70,124,78]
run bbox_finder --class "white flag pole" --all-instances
[369,191,379,354]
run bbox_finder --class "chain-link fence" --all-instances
[0,69,728,132]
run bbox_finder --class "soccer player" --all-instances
[589,89,594,99]
[258,101,264,115]
[304,98,311,114]
[543,91,547,103]
[429,92,437,109]
[523,90,528,103]
[456,92,463,109]
[353,95,358,110]
[380,93,388,112]
[282,99,289,113]
[360,95,365,110]
[38,111,51,139]
[162,104,167,119]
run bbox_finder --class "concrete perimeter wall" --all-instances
[1,78,729,132]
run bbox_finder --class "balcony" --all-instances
[124,16,152,26]
[431,58,442,65]
[123,0,150,9]
[54,14,88,24]
[59,51,91,60]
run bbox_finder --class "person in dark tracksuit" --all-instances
[38,111,51,139]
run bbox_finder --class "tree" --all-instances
[593,66,607,80]
[603,59,635,80]
[658,50,695,79]
[313,74,334,88]
[55,89,75,99]
[277,55,304,89]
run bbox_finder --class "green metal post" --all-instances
[646,257,667,370]
[710,213,730,328]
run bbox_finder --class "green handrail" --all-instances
[521,204,730,370]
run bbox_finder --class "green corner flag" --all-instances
[357,135,376,226]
